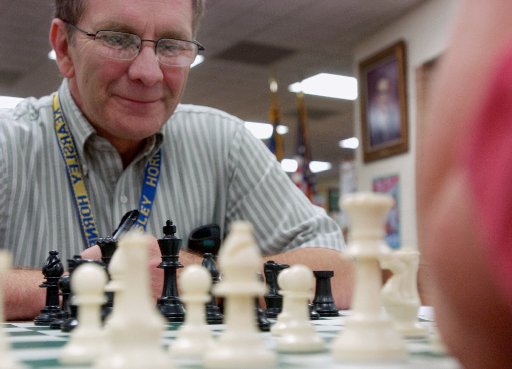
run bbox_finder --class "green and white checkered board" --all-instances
[4,314,461,369]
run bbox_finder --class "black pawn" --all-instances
[312,271,340,317]
[156,220,185,322]
[34,251,64,326]
[49,274,71,329]
[201,253,223,324]
[61,255,84,332]
[256,273,270,331]
[263,260,289,318]
[97,237,117,319]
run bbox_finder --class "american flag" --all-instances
[292,91,316,200]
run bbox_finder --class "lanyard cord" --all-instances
[52,93,161,247]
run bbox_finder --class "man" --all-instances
[0,0,354,321]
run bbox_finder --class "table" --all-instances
[4,311,461,369]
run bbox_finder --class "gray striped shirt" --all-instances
[0,80,344,268]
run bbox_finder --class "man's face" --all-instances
[65,0,194,148]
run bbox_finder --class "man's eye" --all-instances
[99,33,135,49]
[159,42,185,54]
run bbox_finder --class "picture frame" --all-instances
[359,40,408,162]
[372,174,400,249]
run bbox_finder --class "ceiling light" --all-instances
[190,54,204,68]
[276,125,289,135]
[0,96,23,109]
[281,159,332,173]
[288,73,358,100]
[281,159,298,172]
[245,121,288,140]
[309,161,332,173]
[339,137,359,149]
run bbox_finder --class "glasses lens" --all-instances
[94,31,140,60]
[157,39,198,66]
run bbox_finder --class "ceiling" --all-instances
[0,0,427,180]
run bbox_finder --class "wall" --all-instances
[352,0,459,248]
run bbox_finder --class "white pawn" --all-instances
[0,250,24,369]
[204,221,277,369]
[95,232,174,369]
[381,247,428,338]
[270,303,291,336]
[170,264,214,359]
[275,265,326,353]
[60,262,108,365]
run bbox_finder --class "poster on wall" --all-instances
[372,174,400,249]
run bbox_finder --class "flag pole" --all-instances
[267,77,284,162]
[294,88,315,200]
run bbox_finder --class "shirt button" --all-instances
[120,195,128,204]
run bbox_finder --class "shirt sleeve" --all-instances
[225,122,345,255]
[463,46,512,309]
[0,111,11,248]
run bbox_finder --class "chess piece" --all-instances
[61,255,84,332]
[312,271,339,317]
[96,232,174,369]
[430,326,447,355]
[60,263,108,365]
[201,253,223,324]
[332,192,407,362]
[204,221,277,369]
[263,260,289,318]
[97,237,117,319]
[34,250,64,326]
[309,303,320,320]
[0,250,25,369]
[255,273,270,331]
[97,237,117,267]
[170,264,214,358]
[275,265,326,353]
[380,247,428,338]
[156,220,185,322]
[49,274,71,329]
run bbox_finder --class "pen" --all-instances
[111,209,140,240]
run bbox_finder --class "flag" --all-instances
[266,77,284,162]
[292,90,316,200]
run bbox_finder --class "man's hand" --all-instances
[4,268,46,321]
[263,247,355,309]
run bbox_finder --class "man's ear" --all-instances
[49,18,75,78]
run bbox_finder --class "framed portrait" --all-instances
[372,174,400,249]
[359,40,408,162]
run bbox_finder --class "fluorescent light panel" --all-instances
[339,137,359,149]
[288,73,358,100]
[190,54,204,68]
[245,121,288,140]
[281,159,332,174]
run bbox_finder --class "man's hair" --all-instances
[54,0,206,37]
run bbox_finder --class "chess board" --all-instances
[4,313,461,369]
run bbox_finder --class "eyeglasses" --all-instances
[63,21,205,67]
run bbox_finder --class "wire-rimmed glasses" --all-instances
[63,21,205,67]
